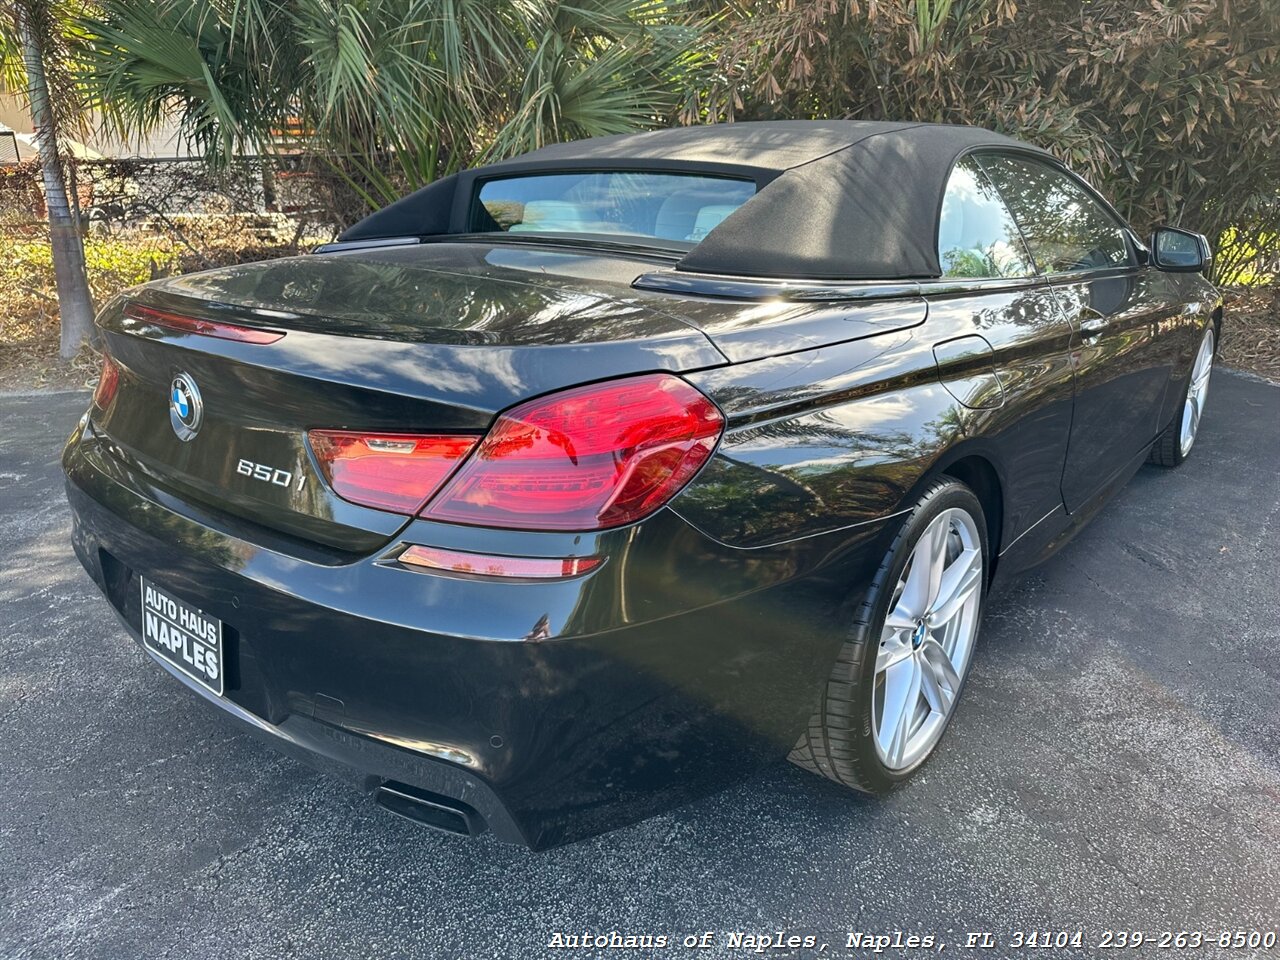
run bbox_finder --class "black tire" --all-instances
[1149,323,1216,468]
[788,477,989,794]
[1147,419,1185,468]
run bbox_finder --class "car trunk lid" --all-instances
[91,243,727,552]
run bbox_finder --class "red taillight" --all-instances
[92,353,121,409]
[398,545,601,579]
[421,373,724,531]
[308,431,479,514]
[124,302,284,344]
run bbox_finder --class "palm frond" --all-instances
[73,0,700,205]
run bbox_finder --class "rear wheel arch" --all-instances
[897,445,1006,582]
[938,454,1004,581]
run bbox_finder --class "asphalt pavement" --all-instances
[2,371,1278,960]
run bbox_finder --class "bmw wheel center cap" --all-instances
[169,372,204,442]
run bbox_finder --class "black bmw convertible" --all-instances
[64,121,1221,849]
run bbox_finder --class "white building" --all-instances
[1,78,195,161]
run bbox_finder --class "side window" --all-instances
[937,158,1035,279]
[978,154,1133,274]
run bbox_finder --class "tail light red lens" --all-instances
[124,302,284,344]
[421,373,724,530]
[92,353,121,409]
[398,545,601,579]
[308,431,479,514]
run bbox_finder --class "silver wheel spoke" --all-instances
[919,639,962,714]
[878,656,922,768]
[873,505,984,772]
[876,632,914,673]
[928,546,982,626]
[884,600,918,631]
[899,513,947,616]
[1193,334,1213,384]
[1179,329,1214,456]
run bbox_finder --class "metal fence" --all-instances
[0,154,381,267]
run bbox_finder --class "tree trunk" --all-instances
[18,3,96,359]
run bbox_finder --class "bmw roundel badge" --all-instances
[169,372,204,442]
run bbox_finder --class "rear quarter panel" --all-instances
[677,329,951,548]
[674,281,1077,562]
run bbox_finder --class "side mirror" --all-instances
[1150,226,1211,274]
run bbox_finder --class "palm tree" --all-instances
[2,0,96,358]
[81,0,705,212]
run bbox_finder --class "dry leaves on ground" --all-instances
[1220,287,1280,382]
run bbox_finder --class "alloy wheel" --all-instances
[873,507,983,771]
[1179,327,1215,457]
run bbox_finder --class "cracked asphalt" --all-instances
[2,371,1278,960]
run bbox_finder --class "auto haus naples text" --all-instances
[142,584,220,684]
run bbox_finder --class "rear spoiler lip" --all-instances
[123,302,286,344]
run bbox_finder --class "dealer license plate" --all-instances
[140,577,224,696]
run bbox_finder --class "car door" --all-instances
[978,152,1182,514]
[926,156,1077,548]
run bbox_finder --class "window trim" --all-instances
[966,148,1139,278]
[633,268,1049,302]
[464,167,762,246]
[934,155,1039,281]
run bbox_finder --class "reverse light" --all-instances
[421,373,724,531]
[398,545,601,579]
[124,302,285,344]
[92,353,121,409]
[308,431,479,514]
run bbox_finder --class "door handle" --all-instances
[1078,309,1108,341]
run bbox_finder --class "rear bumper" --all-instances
[108,614,532,844]
[64,416,891,849]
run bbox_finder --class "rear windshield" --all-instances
[471,172,756,246]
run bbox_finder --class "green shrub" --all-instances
[0,235,179,341]
[706,0,1280,286]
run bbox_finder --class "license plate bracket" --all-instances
[140,577,224,696]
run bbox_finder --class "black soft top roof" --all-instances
[339,121,1049,281]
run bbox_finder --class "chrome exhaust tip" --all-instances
[374,781,487,837]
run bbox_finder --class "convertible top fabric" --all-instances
[483,120,912,172]
[339,121,1049,281]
